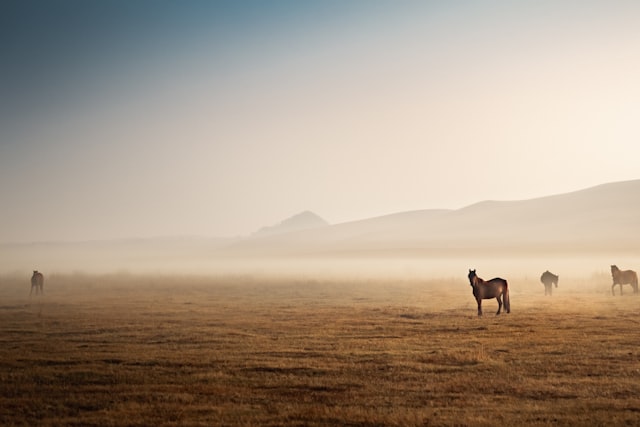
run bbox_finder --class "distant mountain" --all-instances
[252,211,329,238]
[223,179,640,256]
[3,181,638,274]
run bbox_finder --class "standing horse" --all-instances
[30,271,44,295]
[540,270,559,296]
[468,269,510,316]
[611,265,638,296]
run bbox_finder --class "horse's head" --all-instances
[468,269,477,287]
[611,265,619,274]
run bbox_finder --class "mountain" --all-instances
[3,180,638,274]
[223,179,640,256]
[252,211,329,237]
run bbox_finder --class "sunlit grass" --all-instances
[1,273,639,425]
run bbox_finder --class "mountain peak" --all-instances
[252,211,329,237]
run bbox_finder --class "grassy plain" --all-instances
[1,272,640,426]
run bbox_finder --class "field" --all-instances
[1,272,640,426]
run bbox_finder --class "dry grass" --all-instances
[1,272,640,426]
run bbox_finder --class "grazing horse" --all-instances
[467,269,510,316]
[540,270,559,296]
[30,271,44,295]
[611,265,638,296]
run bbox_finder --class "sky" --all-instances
[1,0,639,243]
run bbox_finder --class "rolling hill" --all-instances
[223,179,640,257]
[2,180,638,274]
[251,211,329,237]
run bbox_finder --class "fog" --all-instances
[2,180,638,283]
[1,242,633,284]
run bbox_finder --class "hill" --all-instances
[2,180,638,274]
[223,179,640,257]
[252,211,329,237]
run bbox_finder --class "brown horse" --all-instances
[540,270,559,296]
[468,269,510,316]
[30,271,44,295]
[611,265,638,296]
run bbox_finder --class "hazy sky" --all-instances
[2,1,639,243]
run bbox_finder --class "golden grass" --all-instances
[1,273,640,426]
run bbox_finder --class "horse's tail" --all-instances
[504,280,511,313]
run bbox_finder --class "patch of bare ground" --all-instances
[1,273,640,426]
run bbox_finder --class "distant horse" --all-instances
[611,265,638,296]
[540,270,559,296]
[467,269,510,316]
[30,271,44,295]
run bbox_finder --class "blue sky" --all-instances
[2,1,640,242]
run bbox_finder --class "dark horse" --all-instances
[540,270,559,296]
[468,269,510,316]
[30,270,44,295]
[611,265,638,296]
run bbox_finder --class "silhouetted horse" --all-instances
[540,270,559,296]
[611,265,638,296]
[30,271,44,296]
[468,269,510,316]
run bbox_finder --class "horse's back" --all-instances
[31,272,44,285]
[484,277,508,295]
[541,271,557,282]
[613,268,637,284]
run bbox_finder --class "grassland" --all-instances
[1,272,640,426]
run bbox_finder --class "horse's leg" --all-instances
[495,296,502,315]
[477,298,482,316]
[504,289,510,313]
[612,283,617,296]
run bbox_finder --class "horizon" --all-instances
[1,176,638,275]
[1,177,636,245]
[2,1,640,243]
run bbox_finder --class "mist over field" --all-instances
[2,180,638,282]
